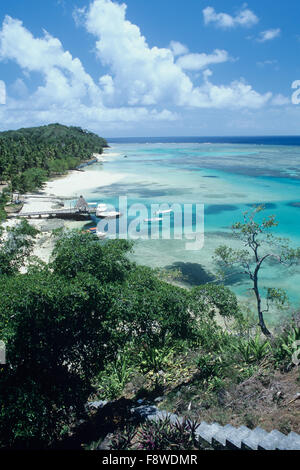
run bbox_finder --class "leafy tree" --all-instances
[189,284,240,320]
[214,206,300,336]
[0,219,39,276]
[51,230,134,283]
[0,234,138,447]
[11,168,48,193]
[0,270,115,448]
[107,265,194,351]
[0,188,9,221]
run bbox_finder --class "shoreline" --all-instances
[4,148,124,263]
[41,150,124,199]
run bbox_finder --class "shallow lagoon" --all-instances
[85,142,300,321]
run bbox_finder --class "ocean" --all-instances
[85,136,300,322]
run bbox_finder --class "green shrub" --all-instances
[272,325,300,368]
[196,353,224,380]
[189,284,240,319]
[138,343,175,374]
[233,333,271,363]
[95,350,135,400]
[136,417,200,450]
[51,231,134,283]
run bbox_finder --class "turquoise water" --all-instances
[84,142,300,319]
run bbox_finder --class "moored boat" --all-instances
[154,209,173,215]
[144,217,163,222]
[96,231,107,239]
[97,211,121,219]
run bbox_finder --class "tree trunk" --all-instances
[253,273,272,337]
[258,308,272,337]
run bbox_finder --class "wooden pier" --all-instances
[9,207,97,219]
[8,195,97,220]
[8,208,96,219]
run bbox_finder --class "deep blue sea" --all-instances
[108,136,300,146]
[84,136,300,323]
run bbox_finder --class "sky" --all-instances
[0,0,300,137]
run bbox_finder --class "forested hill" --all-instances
[0,123,108,192]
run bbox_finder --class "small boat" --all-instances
[96,203,108,217]
[97,203,108,210]
[84,227,106,239]
[97,211,121,219]
[96,231,106,239]
[155,209,173,215]
[144,217,163,223]
[85,227,97,233]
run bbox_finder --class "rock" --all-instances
[87,400,108,410]
[154,396,164,403]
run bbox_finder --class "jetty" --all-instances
[8,196,97,220]
[9,207,96,220]
[7,196,122,224]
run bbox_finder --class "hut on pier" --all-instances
[75,195,89,213]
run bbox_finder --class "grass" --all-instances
[86,319,300,446]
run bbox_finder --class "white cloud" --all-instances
[10,78,29,98]
[169,41,189,57]
[203,6,259,29]
[72,7,87,27]
[271,94,290,106]
[0,15,102,107]
[192,72,272,109]
[99,74,115,98]
[177,49,230,71]
[0,15,178,129]
[257,59,278,67]
[0,1,281,134]
[257,29,281,42]
[83,0,193,107]
[256,59,279,72]
[0,80,6,104]
[82,0,269,109]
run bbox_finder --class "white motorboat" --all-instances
[96,203,108,210]
[154,209,173,215]
[144,217,163,223]
[97,211,122,219]
[96,203,108,217]
[96,231,107,239]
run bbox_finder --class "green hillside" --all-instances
[0,123,108,193]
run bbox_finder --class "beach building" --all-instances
[75,196,90,213]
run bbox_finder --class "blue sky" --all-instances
[0,0,300,136]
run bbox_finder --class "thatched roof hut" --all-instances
[75,195,89,212]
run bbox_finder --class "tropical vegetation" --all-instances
[0,221,299,450]
[0,123,108,193]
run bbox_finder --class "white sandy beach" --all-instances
[41,149,124,199]
[42,168,125,199]
[6,148,125,264]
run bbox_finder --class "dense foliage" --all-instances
[0,123,108,192]
[0,187,10,222]
[0,219,39,275]
[0,228,242,448]
[0,225,299,449]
